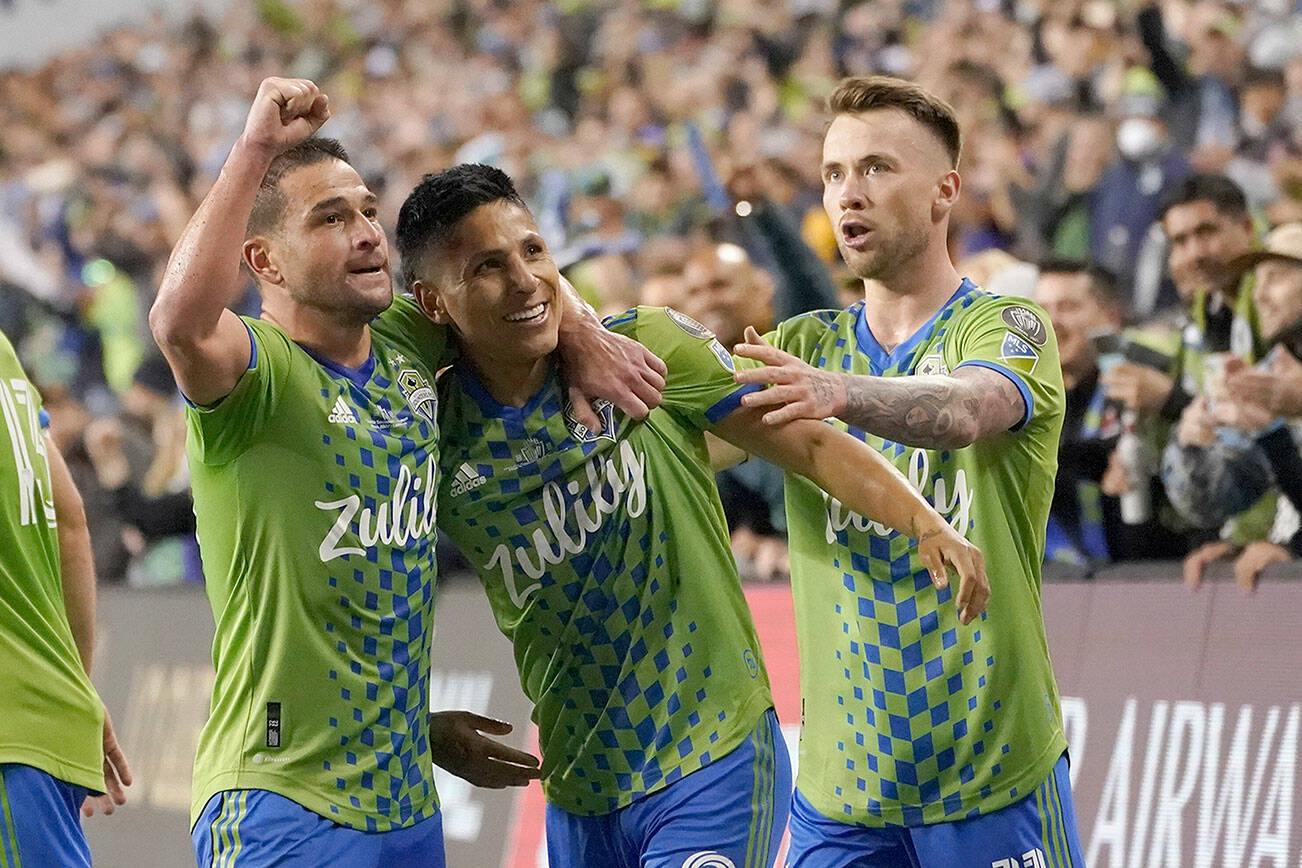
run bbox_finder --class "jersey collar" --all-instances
[298,343,377,389]
[455,361,558,422]
[854,278,978,375]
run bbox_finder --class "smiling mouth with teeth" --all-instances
[504,302,547,323]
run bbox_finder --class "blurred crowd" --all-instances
[5,0,1302,586]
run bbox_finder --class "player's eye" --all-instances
[363,208,379,220]
[324,213,341,224]
[825,169,842,182]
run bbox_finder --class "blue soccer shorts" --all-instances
[192,789,445,868]
[0,763,93,868]
[786,753,1084,868]
[546,707,792,868]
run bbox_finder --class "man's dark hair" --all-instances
[828,75,963,168]
[1243,66,1287,92]
[1157,173,1249,222]
[395,163,528,289]
[246,137,350,237]
[1038,258,1123,313]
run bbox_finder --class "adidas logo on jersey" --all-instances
[450,462,488,496]
[327,397,358,425]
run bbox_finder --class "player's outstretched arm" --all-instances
[732,327,1024,449]
[48,435,134,815]
[150,77,330,406]
[428,711,541,789]
[556,282,667,433]
[711,409,990,623]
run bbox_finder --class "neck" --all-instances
[465,347,553,408]
[860,244,963,349]
[261,301,372,367]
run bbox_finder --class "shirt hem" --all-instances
[796,731,1067,828]
[0,745,105,794]
[542,692,774,816]
[190,768,440,832]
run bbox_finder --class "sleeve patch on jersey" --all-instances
[665,307,715,340]
[999,331,1039,373]
[1001,305,1048,347]
[708,339,735,372]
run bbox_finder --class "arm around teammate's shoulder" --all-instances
[150,77,330,406]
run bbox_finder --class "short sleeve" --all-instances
[609,306,761,429]
[372,294,453,370]
[948,298,1064,432]
[185,318,288,465]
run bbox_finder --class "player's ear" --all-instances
[243,237,282,285]
[932,169,961,221]
[412,279,449,325]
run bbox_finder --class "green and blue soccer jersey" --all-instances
[0,332,104,792]
[762,280,1067,827]
[436,306,773,815]
[187,297,447,831]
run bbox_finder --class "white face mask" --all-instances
[1116,118,1165,160]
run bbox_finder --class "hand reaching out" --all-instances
[428,711,541,789]
[732,327,848,425]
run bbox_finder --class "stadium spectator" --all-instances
[0,328,131,866]
[1036,260,1186,566]
[1164,222,1302,591]
[1088,81,1190,306]
[1103,175,1261,422]
[81,354,198,585]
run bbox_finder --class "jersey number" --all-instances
[0,378,53,528]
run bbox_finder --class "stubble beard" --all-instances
[842,224,930,288]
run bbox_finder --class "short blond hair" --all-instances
[828,76,962,168]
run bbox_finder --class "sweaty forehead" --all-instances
[823,109,951,170]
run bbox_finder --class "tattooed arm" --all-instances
[732,326,1026,449]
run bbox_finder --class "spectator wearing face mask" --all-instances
[1089,79,1191,308]
[1163,223,1302,590]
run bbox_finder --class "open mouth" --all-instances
[841,221,872,246]
[350,266,384,275]
[504,302,547,323]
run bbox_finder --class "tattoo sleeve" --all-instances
[837,366,1027,449]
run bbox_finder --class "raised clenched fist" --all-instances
[240,77,331,158]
